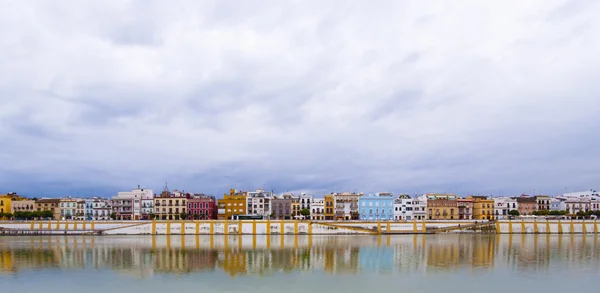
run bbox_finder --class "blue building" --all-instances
[358,192,396,221]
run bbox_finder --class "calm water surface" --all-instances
[1,234,599,292]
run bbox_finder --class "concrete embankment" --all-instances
[0,219,597,235]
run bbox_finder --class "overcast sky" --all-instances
[1,0,599,198]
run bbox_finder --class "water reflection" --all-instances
[1,235,599,277]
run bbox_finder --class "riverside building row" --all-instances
[1,189,599,221]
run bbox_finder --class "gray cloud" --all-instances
[1,0,599,198]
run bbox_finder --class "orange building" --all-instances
[324,194,335,220]
[469,196,495,220]
[426,194,458,220]
[217,189,247,220]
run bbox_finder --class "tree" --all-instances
[300,209,311,218]
[40,210,54,219]
[508,210,520,217]
[109,213,117,220]
[179,212,188,220]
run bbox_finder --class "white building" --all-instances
[561,190,599,211]
[310,198,325,220]
[141,191,154,220]
[113,187,153,220]
[299,193,312,210]
[550,198,567,212]
[493,197,518,219]
[333,192,362,220]
[246,188,273,219]
[565,198,591,214]
[393,194,426,221]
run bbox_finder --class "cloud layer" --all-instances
[1,0,600,197]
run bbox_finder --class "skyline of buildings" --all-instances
[2,188,599,221]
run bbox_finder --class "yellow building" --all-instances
[153,190,188,220]
[0,194,12,217]
[324,194,335,220]
[426,194,458,220]
[34,198,61,219]
[469,196,495,220]
[217,189,247,220]
[11,200,35,214]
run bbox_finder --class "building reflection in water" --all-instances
[1,234,598,277]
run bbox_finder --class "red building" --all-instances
[186,194,217,219]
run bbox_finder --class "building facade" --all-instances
[217,189,247,220]
[457,198,473,220]
[0,195,12,216]
[11,200,35,214]
[493,197,517,219]
[246,188,273,219]
[516,195,537,216]
[324,195,335,220]
[271,198,291,219]
[187,194,217,220]
[34,198,61,219]
[393,194,426,221]
[359,192,394,221]
[426,194,458,220]
[310,198,325,220]
[59,198,78,220]
[84,198,110,220]
[333,192,362,220]
[550,198,567,212]
[535,195,551,211]
[113,188,153,220]
[153,190,188,220]
[565,198,590,215]
[470,196,494,220]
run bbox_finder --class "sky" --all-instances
[1,0,599,198]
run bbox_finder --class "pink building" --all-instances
[186,194,217,220]
[516,195,537,215]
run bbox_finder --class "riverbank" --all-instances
[1,219,598,235]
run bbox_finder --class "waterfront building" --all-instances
[324,195,335,220]
[469,196,494,220]
[493,197,517,219]
[426,194,458,220]
[75,200,86,220]
[359,192,395,221]
[535,195,551,211]
[0,194,12,216]
[153,189,187,220]
[332,192,362,220]
[59,198,77,220]
[310,198,325,220]
[283,194,301,218]
[10,200,35,214]
[217,189,247,220]
[550,198,567,212]
[246,188,273,219]
[560,190,599,211]
[393,194,425,221]
[34,198,61,219]
[457,198,473,220]
[113,187,153,220]
[85,198,110,220]
[271,198,291,219]
[299,193,312,211]
[187,194,217,220]
[140,191,154,220]
[564,198,590,215]
[516,195,537,215]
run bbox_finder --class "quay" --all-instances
[0,219,598,235]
